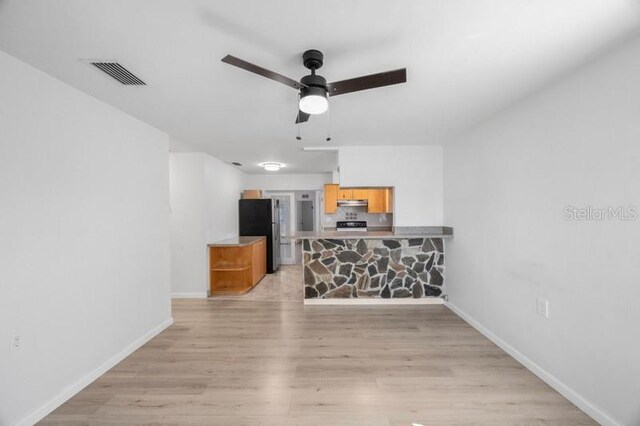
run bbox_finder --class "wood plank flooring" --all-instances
[39,266,594,425]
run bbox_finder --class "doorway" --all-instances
[294,191,318,263]
[264,192,296,265]
[297,200,314,232]
[264,190,319,265]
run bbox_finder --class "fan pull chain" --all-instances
[296,92,302,140]
[326,105,332,142]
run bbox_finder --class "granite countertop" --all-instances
[208,236,266,247]
[295,226,453,240]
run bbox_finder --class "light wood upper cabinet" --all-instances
[338,189,353,200]
[324,184,339,213]
[338,189,371,200]
[367,188,394,213]
[367,189,386,213]
[384,188,394,213]
[351,189,369,199]
[325,185,394,214]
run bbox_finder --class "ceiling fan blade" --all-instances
[327,68,406,97]
[295,110,310,124]
[222,55,305,90]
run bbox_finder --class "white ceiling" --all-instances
[1,0,639,173]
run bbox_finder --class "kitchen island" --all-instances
[296,227,453,304]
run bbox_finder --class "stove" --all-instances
[336,221,367,232]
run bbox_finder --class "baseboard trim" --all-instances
[444,302,620,426]
[15,317,174,426]
[304,298,444,305]
[171,292,207,299]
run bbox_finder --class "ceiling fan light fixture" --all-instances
[299,86,328,115]
[259,162,285,172]
[222,50,407,124]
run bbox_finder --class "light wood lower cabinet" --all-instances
[209,238,266,295]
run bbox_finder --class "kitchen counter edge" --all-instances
[208,236,266,247]
[295,226,454,240]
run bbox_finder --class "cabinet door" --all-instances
[367,189,386,213]
[385,188,394,213]
[338,189,353,200]
[251,239,267,284]
[324,184,339,213]
[352,189,369,199]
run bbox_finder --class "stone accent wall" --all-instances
[303,238,445,299]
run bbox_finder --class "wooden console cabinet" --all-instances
[208,237,266,296]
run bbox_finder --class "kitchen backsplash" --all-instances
[323,206,393,229]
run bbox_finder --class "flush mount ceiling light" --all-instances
[259,162,285,172]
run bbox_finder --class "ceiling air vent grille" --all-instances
[90,62,146,85]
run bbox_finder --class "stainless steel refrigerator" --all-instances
[238,198,280,273]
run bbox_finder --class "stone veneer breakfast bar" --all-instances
[296,227,453,304]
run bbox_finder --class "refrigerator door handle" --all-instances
[272,222,280,272]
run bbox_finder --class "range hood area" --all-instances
[323,185,393,214]
[337,199,368,207]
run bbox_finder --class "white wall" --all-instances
[338,145,443,227]
[243,173,331,191]
[0,51,171,425]
[443,36,640,426]
[169,153,206,298]
[204,155,244,243]
[168,136,199,152]
[169,152,243,297]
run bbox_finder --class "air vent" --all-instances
[90,62,146,85]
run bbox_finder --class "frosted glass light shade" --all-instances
[259,162,285,172]
[299,94,328,115]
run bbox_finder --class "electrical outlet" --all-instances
[536,297,549,319]
[11,335,21,351]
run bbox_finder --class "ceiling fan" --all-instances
[221,49,407,123]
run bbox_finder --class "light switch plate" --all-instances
[11,335,21,351]
[536,297,549,319]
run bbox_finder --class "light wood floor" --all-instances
[211,263,303,303]
[39,266,594,425]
